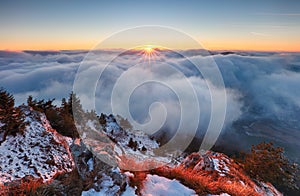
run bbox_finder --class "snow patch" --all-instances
[64,136,73,146]
[141,174,197,196]
[87,158,94,172]
[121,184,137,196]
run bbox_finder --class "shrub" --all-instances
[26,93,80,138]
[241,142,299,190]
[128,137,138,151]
[0,88,26,142]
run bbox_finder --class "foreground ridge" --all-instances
[0,107,283,195]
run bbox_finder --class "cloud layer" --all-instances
[1,50,299,158]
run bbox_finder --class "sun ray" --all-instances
[135,45,163,65]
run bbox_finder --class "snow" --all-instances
[81,173,121,196]
[114,145,123,155]
[189,152,231,177]
[87,120,98,132]
[0,106,284,196]
[81,167,125,196]
[111,167,121,173]
[82,186,137,196]
[141,174,197,196]
[124,171,134,178]
[102,114,159,153]
[81,188,99,196]
[100,167,135,195]
[64,136,73,146]
[82,113,172,171]
[207,154,230,177]
[121,185,137,196]
[82,166,204,196]
[0,107,74,183]
[210,157,229,174]
[80,114,282,196]
[87,158,94,171]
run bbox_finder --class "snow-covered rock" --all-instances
[0,106,74,186]
[141,174,197,196]
[80,114,169,171]
[121,184,137,196]
[0,106,284,196]
[71,138,127,195]
[182,151,231,176]
[101,114,159,153]
[78,113,283,195]
[180,151,282,196]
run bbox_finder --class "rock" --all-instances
[180,151,282,196]
[0,106,74,194]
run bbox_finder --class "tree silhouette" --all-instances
[128,137,138,151]
[26,93,80,138]
[0,88,26,142]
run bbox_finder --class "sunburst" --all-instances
[144,45,154,54]
[136,45,161,65]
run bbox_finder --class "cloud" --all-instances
[0,49,299,156]
[0,50,111,104]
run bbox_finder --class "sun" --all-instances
[144,45,154,54]
[134,44,163,64]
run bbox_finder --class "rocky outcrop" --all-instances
[34,138,129,195]
[0,106,74,194]
[70,138,127,195]
[180,151,282,196]
[0,107,284,195]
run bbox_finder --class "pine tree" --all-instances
[99,113,107,125]
[27,96,55,113]
[0,88,26,142]
[61,98,69,113]
[71,92,84,115]
[67,92,86,126]
[27,95,34,106]
[128,137,138,151]
[242,142,298,190]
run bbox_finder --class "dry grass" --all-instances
[151,166,263,196]
[126,171,148,195]
[118,153,263,195]
[118,155,165,171]
[0,154,264,195]
[0,179,43,196]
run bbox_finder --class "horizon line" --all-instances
[2,48,300,53]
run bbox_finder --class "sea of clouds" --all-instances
[0,49,299,159]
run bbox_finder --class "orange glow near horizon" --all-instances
[1,39,300,52]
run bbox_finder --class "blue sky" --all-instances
[1,0,300,50]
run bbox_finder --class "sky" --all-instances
[0,0,300,51]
